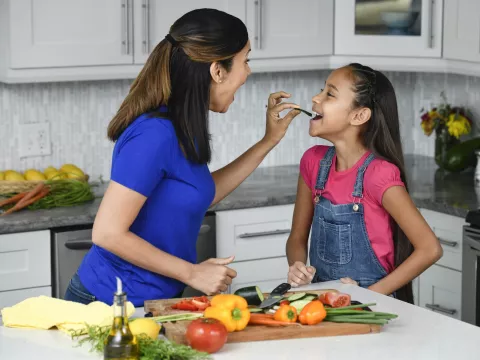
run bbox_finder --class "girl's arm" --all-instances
[210,92,300,206]
[368,186,443,295]
[286,175,315,286]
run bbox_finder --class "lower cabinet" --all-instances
[418,264,462,320]
[0,230,52,311]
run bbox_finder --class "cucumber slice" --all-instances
[302,295,317,302]
[248,308,265,313]
[287,292,307,302]
[289,299,314,312]
[234,286,264,306]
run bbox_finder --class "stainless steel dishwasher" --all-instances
[51,213,216,299]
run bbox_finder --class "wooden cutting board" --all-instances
[144,289,382,343]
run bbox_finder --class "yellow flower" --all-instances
[446,113,471,139]
[421,119,435,136]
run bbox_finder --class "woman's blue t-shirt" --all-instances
[77,111,216,306]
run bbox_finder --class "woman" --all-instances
[64,8,300,307]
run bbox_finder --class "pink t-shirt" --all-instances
[300,145,405,273]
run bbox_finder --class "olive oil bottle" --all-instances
[104,277,139,360]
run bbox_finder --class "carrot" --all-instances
[248,316,301,327]
[14,183,45,208]
[1,188,49,216]
[0,192,28,208]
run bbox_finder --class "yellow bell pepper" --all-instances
[203,294,250,332]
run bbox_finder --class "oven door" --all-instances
[461,226,480,325]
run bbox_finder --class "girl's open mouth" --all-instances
[312,112,323,121]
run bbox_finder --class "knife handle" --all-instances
[271,282,291,296]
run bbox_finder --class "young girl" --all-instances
[286,63,443,303]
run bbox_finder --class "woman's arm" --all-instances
[93,181,237,295]
[286,175,316,286]
[368,186,443,295]
[211,91,300,205]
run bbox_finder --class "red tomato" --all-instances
[186,318,228,354]
[279,300,290,306]
[319,292,351,308]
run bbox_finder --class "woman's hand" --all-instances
[263,91,301,147]
[186,256,237,295]
[288,261,316,287]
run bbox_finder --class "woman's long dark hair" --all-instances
[107,8,249,164]
[348,63,414,304]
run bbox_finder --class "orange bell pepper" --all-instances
[298,300,326,325]
[274,304,297,323]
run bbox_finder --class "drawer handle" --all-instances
[238,229,290,239]
[65,239,93,250]
[199,224,211,235]
[438,238,458,247]
[425,303,457,315]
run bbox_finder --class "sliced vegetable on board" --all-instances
[319,292,351,308]
[234,286,264,306]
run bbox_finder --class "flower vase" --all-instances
[434,127,459,169]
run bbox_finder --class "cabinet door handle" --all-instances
[199,224,211,235]
[427,0,435,48]
[425,303,456,316]
[65,239,93,250]
[121,0,128,54]
[438,238,458,247]
[238,229,290,238]
[142,0,150,54]
[254,0,263,49]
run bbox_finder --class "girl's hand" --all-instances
[288,261,316,287]
[340,277,359,286]
[263,91,300,146]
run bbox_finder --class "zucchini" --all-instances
[234,286,264,306]
[289,299,314,312]
[287,292,306,302]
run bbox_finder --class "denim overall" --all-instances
[309,147,388,288]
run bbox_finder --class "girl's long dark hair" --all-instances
[107,9,248,164]
[348,63,414,304]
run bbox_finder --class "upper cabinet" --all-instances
[7,0,133,68]
[443,0,480,63]
[133,1,247,65]
[334,0,443,58]
[245,0,333,59]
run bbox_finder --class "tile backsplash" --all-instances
[0,69,479,180]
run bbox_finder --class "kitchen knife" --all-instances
[258,282,292,309]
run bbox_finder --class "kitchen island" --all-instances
[1,281,480,360]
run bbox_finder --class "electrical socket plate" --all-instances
[19,122,52,158]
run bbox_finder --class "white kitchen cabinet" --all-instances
[227,257,289,294]
[0,287,52,312]
[245,0,333,60]
[133,0,247,64]
[334,0,443,58]
[7,0,133,69]
[443,0,480,63]
[0,230,51,292]
[216,204,294,262]
[418,264,462,320]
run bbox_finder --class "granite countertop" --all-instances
[0,154,478,235]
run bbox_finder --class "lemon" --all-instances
[24,169,47,181]
[4,170,25,181]
[46,170,66,180]
[44,166,57,176]
[129,318,161,340]
[0,171,4,181]
[60,164,85,179]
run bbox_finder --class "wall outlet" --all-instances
[19,122,52,158]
